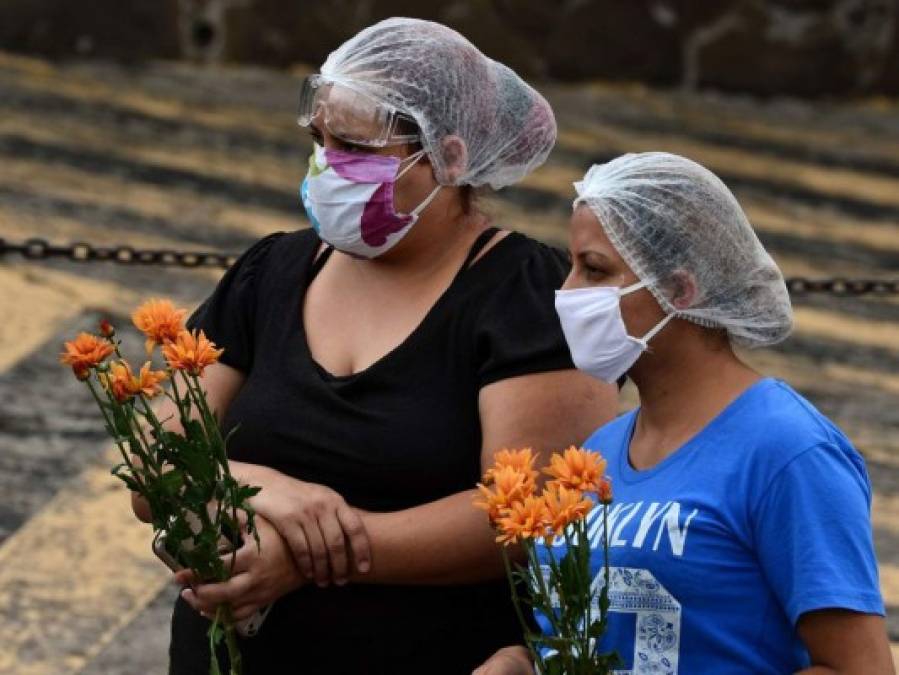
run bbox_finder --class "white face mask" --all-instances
[300,143,442,259]
[554,280,676,384]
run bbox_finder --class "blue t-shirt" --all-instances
[535,378,884,674]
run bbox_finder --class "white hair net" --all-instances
[574,152,793,347]
[319,17,556,189]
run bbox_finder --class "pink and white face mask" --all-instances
[300,143,441,259]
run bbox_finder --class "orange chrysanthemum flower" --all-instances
[132,299,187,355]
[495,494,550,545]
[543,446,608,493]
[543,483,593,542]
[474,465,535,524]
[162,329,223,376]
[102,361,167,403]
[483,448,539,485]
[60,332,114,374]
[597,477,613,505]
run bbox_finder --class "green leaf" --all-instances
[110,467,139,492]
[222,423,241,447]
[157,469,185,496]
[588,617,608,638]
[235,485,261,501]
[537,634,576,650]
[182,419,207,442]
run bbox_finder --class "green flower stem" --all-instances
[221,606,242,675]
[167,371,193,429]
[541,542,570,633]
[181,373,231,492]
[97,379,161,479]
[526,542,560,635]
[559,523,590,666]
[126,399,164,476]
[181,373,244,559]
[563,525,588,666]
[179,373,212,435]
[528,542,576,673]
[85,378,149,493]
[187,373,226,449]
[208,605,241,675]
[602,503,611,620]
[578,519,593,666]
[501,545,545,673]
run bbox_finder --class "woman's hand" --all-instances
[472,646,535,675]
[232,462,371,587]
[176,515,303,621]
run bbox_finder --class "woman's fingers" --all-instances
[281,522,314,580]
[173,569,196,587]
[319,511,349,584]
[235,509,248,530]
[230,602,261,622]
[337,505,371,575]
[315,505,370,583]
[301,517,331,586]
[220,541,254,575]
[304,506,369,583]
[185,572,253,613]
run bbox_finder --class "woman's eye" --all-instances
[583,263,605,280]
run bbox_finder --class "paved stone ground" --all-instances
[0,52,896,673]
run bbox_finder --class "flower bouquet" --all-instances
[60,300,261,675]
[475,447,621,674]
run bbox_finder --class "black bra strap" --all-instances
[459,227,500,272]
[309,244,335,281]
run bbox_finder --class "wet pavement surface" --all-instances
[0,53,896,673]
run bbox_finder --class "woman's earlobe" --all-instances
[440,135,468,183]
[669,270,699,310]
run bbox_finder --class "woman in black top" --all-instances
[135,18,618,674]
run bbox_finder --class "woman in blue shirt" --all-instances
[476,153,893,674]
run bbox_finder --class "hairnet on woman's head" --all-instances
[319,17,556,189]
[573,152,793,347]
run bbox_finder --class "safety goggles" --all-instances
[297,74,420,148]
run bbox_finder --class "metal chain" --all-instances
[0,237,237,269]
[1,237,897,295]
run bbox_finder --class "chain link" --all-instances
[1,237,897,295]
[0,237,238,269]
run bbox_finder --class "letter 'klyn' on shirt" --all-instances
[582,501,699,557]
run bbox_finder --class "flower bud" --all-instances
[598,477,613,505]
[99,319,116,338]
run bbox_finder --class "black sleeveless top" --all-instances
[170,227,574,674]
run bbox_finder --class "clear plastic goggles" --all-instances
[297,74,420,148]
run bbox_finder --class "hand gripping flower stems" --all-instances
[61,299,262,675]
[475,448,621,674]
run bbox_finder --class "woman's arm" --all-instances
[352,369,617,584]
[472,646,535,675]
[796,609,894,674]
[182,369,617,614]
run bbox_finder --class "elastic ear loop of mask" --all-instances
[617,279,678,348]
[636,312,677,348]
[397,149,442,217]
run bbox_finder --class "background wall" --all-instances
[1,0,899,97]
